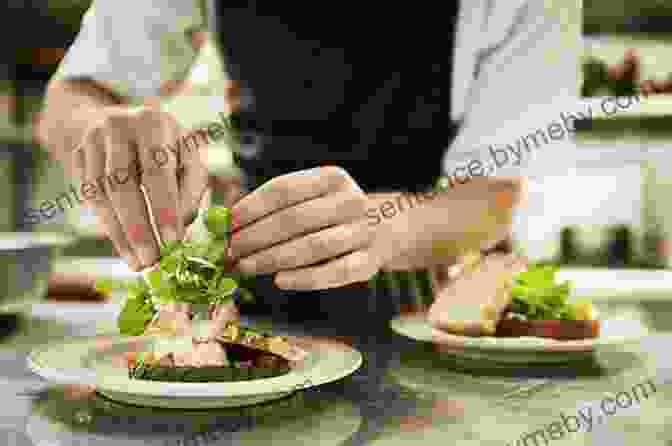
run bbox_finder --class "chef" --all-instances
[37,0,577,322]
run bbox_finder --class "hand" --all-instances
[70,107,209,271]
[229,166,380,290]
[224,79,241,112]
[606,48,672,96]
[639,75,672,96]
[209,171,245,207]
[606,48,640,84]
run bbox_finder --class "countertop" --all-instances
[1,257,672,445]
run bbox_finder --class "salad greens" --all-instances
[508,265,592,321]
[95,207,254,336]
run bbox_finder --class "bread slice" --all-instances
[427,252,526,336]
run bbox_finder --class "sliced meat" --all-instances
[496,318,600,340]
[207,301,240,338]
[215,323,309,362]
[194,340,229,366]
[427,253,526,336]
[173,340,228,367]
[145,303,193,336]
[157,352,175,367]
[173,350,198,367]
[264,336,309,362]
[255,353,287,368]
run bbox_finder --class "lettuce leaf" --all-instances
[510,265,578,320]
[117,288,155,336]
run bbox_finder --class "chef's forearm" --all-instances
[371,176,526,271]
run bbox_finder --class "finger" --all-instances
[230,188,367,260]
[103,118,159,268]
[651,78,667,94]
[640,79,655,97]
[659,77,672,94]
[225,80,241,112]
[133,109,182,244]
[177,127,210,224]
[232,166,357,230]
[209,173,245,207]
[237,219,374,274]
[607,62,626,82]
[183,187,212,241]
[274,249,379,290]
[78,130,142,271]
[622,48,640,81]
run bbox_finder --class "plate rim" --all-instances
[27,332,363,398]
[390,312,648,353]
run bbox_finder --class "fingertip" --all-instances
[122,252,142,272]
[162,226,178,245]
[273,273,295,290]
[138,245,160,270]
[230,206,239,231]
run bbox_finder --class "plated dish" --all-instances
[28,207,362,407]
[392,252,647,363]
[428,253,599,341]
[27,331,362,408]
[95,206,308,385]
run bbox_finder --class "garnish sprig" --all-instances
[96,206,254,336]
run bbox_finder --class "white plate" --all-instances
[390,312,648,364]
[27,332,362,409]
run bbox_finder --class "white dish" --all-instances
[391,312,648,364]
[28,332,362,409]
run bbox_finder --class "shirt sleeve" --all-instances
[442,0,581,182]
[55,0,205,101]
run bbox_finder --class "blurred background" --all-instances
[509,0,672,270]
[1,0,672,298]
[1,0,239,258]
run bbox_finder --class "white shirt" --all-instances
[55,0,581,181]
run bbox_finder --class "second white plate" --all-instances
[391,312,648,364]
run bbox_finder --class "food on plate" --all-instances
[124,322,306,382]
[495,318,599,341]
[428,252,526,336]
[95,207,307,383]
[495,263,599,340]
[428,252,599,340]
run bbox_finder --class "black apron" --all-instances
[210,1,460,323]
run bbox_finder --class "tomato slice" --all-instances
[124,351,137,369]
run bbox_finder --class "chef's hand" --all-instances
[605,48,672,96]
[606,48,641,85]
[70,106,209,271]
[229,167,380,290]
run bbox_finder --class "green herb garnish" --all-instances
[205,207,233,240]
[116,281,154,336]
[96,206,254,336]
[509,265,586,321]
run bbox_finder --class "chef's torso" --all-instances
[211,1,461,193]
[209,2,459,322]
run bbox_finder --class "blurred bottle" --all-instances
[641,159,672,268]
[559,226,581,265]
[605,224,633,268]
[641,221,667,269]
